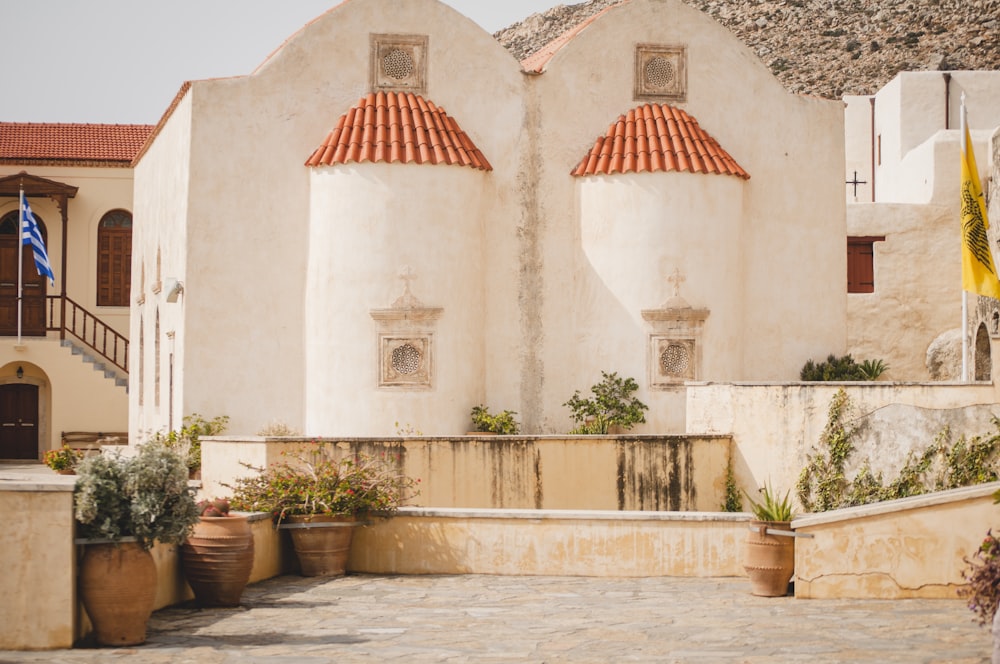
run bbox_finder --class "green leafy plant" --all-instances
[721,454,743,512]
[564,371,648,434]
[744,480,795,522]
[154,413,230,475]
[470,405,520,435]
[800,354,887,381]
[798,391,1000,512]
[228,442,418,525]
[858,358,889,380]
[43,444,84,472]
[73,440,200,548]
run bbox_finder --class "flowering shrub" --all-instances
[961,530,1000,625]
[228,443,418,525]
[43,445,84,471]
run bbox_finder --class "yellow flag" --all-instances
[961,123,1000,298]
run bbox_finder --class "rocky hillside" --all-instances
[495,0,1000,98]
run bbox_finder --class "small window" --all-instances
[847,236,884,293]
[97,210,132,306]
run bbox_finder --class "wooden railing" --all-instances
[47,295,128,375]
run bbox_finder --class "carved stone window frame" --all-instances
[370,307,442,390]
[371,33,428,94]
[642,307,709,389]
[634,43,687,102]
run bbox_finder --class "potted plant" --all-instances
[73,440,200,646]
[564,371,648,434]
[469,405,520,435]
[43,444,84,474]
[180,498,254,607]
[228,442,417,577]
[743,481,796,597]
[155,413,230,479]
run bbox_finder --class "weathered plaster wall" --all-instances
[847,202,955,380]
[686,381,1000,503]
[793,483,999,599]
[200,435,732,512]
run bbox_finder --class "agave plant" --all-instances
[744,481,795,522]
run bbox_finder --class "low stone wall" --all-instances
[792,482,1000,599]
[686,382,1000,503]
[201,435,732,512]
[0,477,75,650]
[351,508,751,577]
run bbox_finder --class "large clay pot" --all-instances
[79,541,157,646]
[743,520,795,597]
[181,515,255,607]
[284,515,360,577]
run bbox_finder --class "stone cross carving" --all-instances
[393,265,423,308]
[667,268,686,298]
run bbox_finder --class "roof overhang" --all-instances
[0,171,79,199]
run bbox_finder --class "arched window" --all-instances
[97,209,132,306]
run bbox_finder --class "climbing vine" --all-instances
[721,452,743,512]
[797,390,1000,512]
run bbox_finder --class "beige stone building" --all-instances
[0,124,148,458]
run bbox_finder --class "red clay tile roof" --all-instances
[0,123,154,167]
[521,2,627,74]
[305,92,492,171]
[573,104,750,179]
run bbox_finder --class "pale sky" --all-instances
[1,1,571,124]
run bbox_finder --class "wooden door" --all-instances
[0,384,39,459]
[0,215,48,336]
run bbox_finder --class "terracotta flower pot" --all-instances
[284,515,361,577]
[79,541,157,646]
[181,515,254,607]
[743,520,796,597]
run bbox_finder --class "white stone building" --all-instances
[131,0,846,438]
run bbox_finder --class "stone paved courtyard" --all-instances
[0,574,990,663]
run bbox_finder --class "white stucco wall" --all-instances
[872,71,1000,203]
[306,164,491,436]
[528,0,845,433]
[131,93,193,439]
[576,173,745,432]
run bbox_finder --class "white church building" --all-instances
[1,0,999,459]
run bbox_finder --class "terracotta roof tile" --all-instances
[572,104,750,179]
[0,122,154,166]
[307,92,491,171]
[521,2,627,74]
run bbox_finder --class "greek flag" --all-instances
[20,195,55,286]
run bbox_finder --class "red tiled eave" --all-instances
[521,2,627,74]
[572,104,750,180]
[306,92,492,171]
[0,122,154,166]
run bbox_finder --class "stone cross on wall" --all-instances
[393,265,423,308]
[667,268,686,298]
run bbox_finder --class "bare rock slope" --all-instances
[495,0,1000,98]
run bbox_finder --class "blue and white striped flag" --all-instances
[20,195,55,286]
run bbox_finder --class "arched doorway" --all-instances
[975,322,991,382]
[0,382,39,459]
[0,209,48,336]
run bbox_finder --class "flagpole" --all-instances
[960,93,968,381]
[17,188,24,345]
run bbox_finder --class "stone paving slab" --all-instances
[0,574,990,663]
